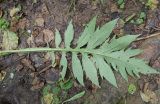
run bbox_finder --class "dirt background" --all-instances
[0,0,160,104]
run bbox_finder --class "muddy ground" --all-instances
[0,0,160,104]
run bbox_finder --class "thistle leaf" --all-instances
[0,16,159,88]
[82,53,99,87]
[64,20,74,48]
[72,52,84,86]
[60,53,67,79]
[55,29,62,48]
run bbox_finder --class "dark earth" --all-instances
[0,0,160,104]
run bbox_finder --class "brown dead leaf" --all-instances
[18,18,30,29]
[27,35,36,47]
[35,17,44,27]
[31,77,44,90]
[21,58,35,71]
[110,3,118,12]
[0,8,3,18]
[43,29,54,43]
[16,64,23,71]
[34,32,45,46]
[10,17,19,32]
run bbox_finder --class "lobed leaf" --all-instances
[87,18,118,49]
[60,53,68,79]
[101,35,139,53]
[82,53,99,87]
[77,16,97,48]
[72,52,84,86]
[95,55,117,87]
[64,20,74,48]
[55,29,62,48]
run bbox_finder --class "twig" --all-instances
[134,32,160,41]
[38,64,52,74]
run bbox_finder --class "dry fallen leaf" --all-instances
[18,18,30,29]
[140,90,158,104]
[10,7,21,17]
[0,70,6,81]
[31,77,44,90]
[140,91,150,102]
[21,58,35,71]
[34,32,45,46]
[35,17,44,27]
[27,35,36,47]
[0,8,3,18]
[43,29,54,43]
[43,93,54,104]
[110,3,118,12]
[2,30,18,50]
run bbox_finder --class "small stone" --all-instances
[27,30,31,34]
[10,73,14,79]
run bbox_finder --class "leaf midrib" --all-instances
[0,48,111,56]
[0,47,142,72]
[1,47,136,63]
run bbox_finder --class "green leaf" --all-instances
[72,52,84,86]
[42,85,52,95]
[77,16,97,48]
[82,53,99,87]
[52,87,61,95]
[118,62,128,81]
[60,79,73,90]
[60,53,68,79]
[55,29,62,48]
[64,20,74,48]
[2,30,18,50]
[95,55,117,87]
[62,91,85,104]
[118,0,124,5]
[0,18,9,29]
[101,35,139,53]
[87,18,118,49]
[0,17,159,88]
